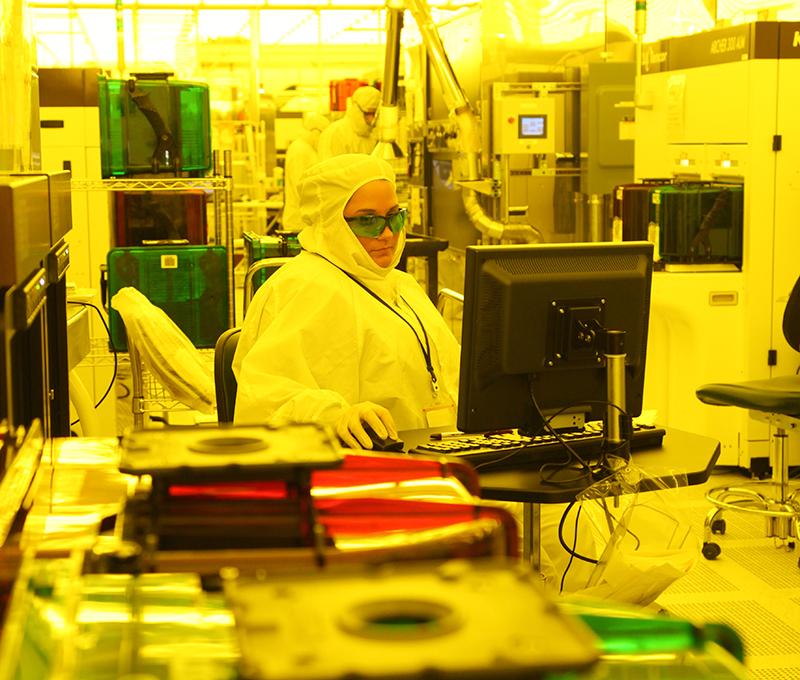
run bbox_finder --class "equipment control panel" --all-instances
[12,268,48,331]
[492,93,556,155]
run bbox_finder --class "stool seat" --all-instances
[696,275,800,565]
[696,375,800,418]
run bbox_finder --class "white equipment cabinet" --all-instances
[39,69,116,435]
[635,22,800,469]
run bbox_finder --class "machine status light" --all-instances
[518,115,547,139]
[721,159,732,168]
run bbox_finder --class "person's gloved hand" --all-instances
[336,402,398,449]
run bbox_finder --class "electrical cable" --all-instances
[473,398,589,474]
[557,502,598,565]
[560,503,587,593]
[473,395,634,478]
[67,301,118,427]
[533,396,596,484]
[526,379,633,487]
[557,498,646,594]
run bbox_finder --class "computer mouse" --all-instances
[362,423,405,452]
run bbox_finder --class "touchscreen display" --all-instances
[519,115,547,138]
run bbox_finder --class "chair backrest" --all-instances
[214,327,241,423]
[783,274,800,352]
[243,257,293,319]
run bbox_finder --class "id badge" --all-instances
[423,401,456,428]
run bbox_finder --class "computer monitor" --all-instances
[457,241,653,435]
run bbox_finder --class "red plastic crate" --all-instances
[328,78,368,112]
[114,190,207,246]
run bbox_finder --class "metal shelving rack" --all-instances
[127,339,215,429]
[72,149,236,328]
[81,338,215,429]
[74,151,235,428]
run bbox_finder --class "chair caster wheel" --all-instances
[703,542,721,560]
[710,518,726,535]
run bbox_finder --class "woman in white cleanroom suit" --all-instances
[233,154,460,449]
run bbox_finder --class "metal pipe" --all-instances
[462,190,542,242]
[634,0,647,108]
[223,149,235,327]
[212,150,222,245]
[522,502,542,571]
[249,9,261,125]
[373,6,404,161]
[405,0,468,114]
[774,429,788,504]
[115,0,125,77]
[405,0,540,243]
[500,155,510,222]
[382,7,402,107]
[129,337,144,430]
[604,330,626,445]
[32,1,394,8]
[588,193,603,242]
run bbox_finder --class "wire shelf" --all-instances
[71,177,230,192]
[82,338,215,421]
[82,337,129,369]
[136,371,191,415]
[133,347,216,422]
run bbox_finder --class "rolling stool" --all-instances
[696,275,800,565]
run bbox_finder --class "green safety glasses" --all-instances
[344,208,407,238]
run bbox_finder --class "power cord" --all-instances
[559,502,592,593]
[472,396,634,479]
[67,301,118,428]
[475,394,609,474]
[527,380,633,487]
[558,498,643,593]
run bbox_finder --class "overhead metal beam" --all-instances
[30,1,389,10]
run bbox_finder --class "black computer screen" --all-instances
[457,242,653,435]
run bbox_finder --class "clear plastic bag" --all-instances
[111,287,216,414]
[568,462,699,605]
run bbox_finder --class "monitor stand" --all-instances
[604,329,630,458]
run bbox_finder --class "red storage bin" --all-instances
[329,78,368,112]
[114,190,207,246]
[612,180,669,242]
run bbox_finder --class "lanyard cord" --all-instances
[314,253,439,393]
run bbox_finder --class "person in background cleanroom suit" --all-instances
[317,86,381,159]
[282,112,330,231]
[232,154,460,448]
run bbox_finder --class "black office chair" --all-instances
[696,275,800,564]
[214,327,241,424]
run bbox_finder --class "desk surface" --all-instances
[401,428,721,505]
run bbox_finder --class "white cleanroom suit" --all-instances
[282,112,329,232]
[318,86,381,159]
[232,154,460,433]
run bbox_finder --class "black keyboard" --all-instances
[409,423,666,469]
